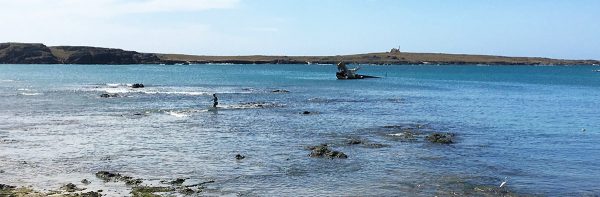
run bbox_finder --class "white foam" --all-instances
[387,133,407,137]
[166,111,190,118]
[18,92,43,96]
[103,87,133,94]
[142,91,208,96]
[105,83,121,87]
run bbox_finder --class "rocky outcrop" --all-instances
[426,133,455,144]
[95,171,143,185]
[130,83,145,88]
[0,43,60,64]
[308,144,348,159]
[0,43,161,64]
[51,46,161,64]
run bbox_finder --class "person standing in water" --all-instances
[212,93,218,108]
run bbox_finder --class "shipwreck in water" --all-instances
[336,62,380,79]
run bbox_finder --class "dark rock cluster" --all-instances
[95,171,143,185]
[426,133,455,144]
[308,144,348,159]
[271,89,290,93]
[100,93,119,98]
[130,83,144,88]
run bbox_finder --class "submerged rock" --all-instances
[81,179,91,185]
[131,186,174,196]
[235,154,246,160]
[381,124,456,144]
[363,143,389,149]
[426,133,454,144]
[237,102,283,109]
[60,183,82,192]
[380,124,452,143]
[272,89,290,93]
[100,93,119,98]
[170,178,186,185]
[308,144,348,159]
[124,177,143,185]
[345,138,388,148]
[347,139,363,145]
[180,188,196,195]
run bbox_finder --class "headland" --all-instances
[1,42,598,65]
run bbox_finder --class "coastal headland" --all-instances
[1,42,598,65]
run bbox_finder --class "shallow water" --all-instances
[1,64,600,196]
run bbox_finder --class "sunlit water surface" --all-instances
[1,64,599,196]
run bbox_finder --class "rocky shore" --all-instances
[2,42,598,65]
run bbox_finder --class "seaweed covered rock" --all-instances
[308,144,348,159]
[0,184,16,191]
[95,171,142,185]
[79,191,102,197]
[169,178,186,185]
[426,133,454,144]
[60,183,82,192]
[95,171,120,182]
[131,186,175,197]
[180,188,196,195]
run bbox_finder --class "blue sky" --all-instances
[1,0,599,59]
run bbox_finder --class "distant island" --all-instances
[1,42,598,65]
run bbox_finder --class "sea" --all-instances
[1,64,599,196]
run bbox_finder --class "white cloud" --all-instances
[121,0,240,13]
[0,0,241,54]
[0,0,240,17]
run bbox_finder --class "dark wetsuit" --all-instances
[213,95,218,108]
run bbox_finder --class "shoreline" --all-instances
[2,42,599,65]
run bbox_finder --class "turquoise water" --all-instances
[1,64,599,196]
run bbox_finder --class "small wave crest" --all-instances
[143,91,209,96]
[166,111,191,118]
[18,92,43,96]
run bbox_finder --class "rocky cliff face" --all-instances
[51,46,160,64]
[0,43,161,64]
[0,43,60,64]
